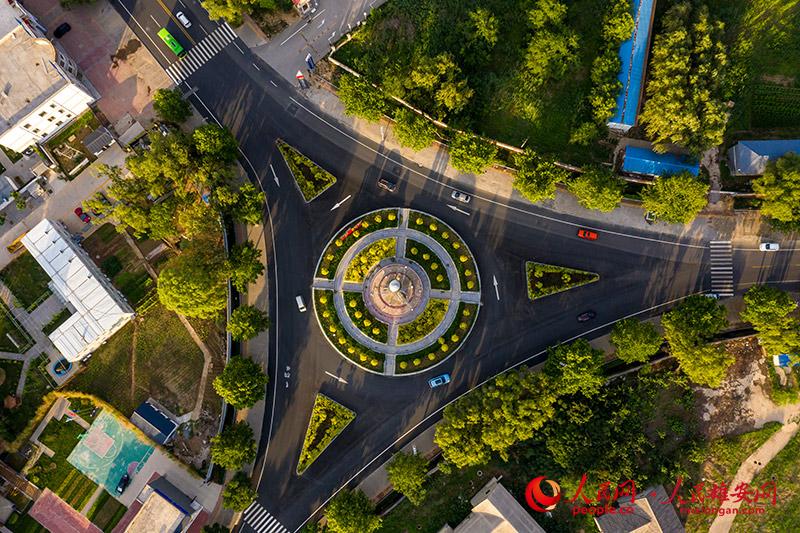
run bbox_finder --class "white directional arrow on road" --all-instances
[270,164,279,187]
[492,275,500,301]
[448,204,470,216]
[325,371,348,384]
[330,194,352,211]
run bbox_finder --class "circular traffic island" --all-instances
[313,209,481,376]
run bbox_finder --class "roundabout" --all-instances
[313,208,481,376]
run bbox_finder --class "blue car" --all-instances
[428,374,451,389]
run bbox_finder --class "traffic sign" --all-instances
[296,70,305,80]
[305,53,316,71]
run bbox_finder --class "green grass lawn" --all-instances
[334,0,609,163]
[344,238,396,282]
[343,292,387,343]
[526,261,599,300]
[86,490,127,532]
[1,356,52,442]
[297,394,355,474]
[396,302,477,373]
[28,414,97,511]
[0,300,33,352]
[408,212,479,291]
[316,209,399,279]
[0,359,22,398]
[0,252,52,311]
[406,240,450,290]
[731,425,800,531]
[398,299,449,345]
[685,423,783,531]
[314,289,385,371]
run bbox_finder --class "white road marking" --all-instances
[324,371,348,384]
[492,275,500,301]
[448,204,469,216]
[253,63,261,71]
[330,194,352,211]
[317,19,325,29]
[270,164,279,186]
[150,14,159,25]
[234,42,245,54]
[111,0,171,62]
[270,80,277,87]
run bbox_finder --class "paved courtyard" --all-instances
[24,0,171,123]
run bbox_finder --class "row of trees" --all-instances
[752,153,800,230]
[201,0,289,26]
[640,2,728,155]
[571,0,634,145]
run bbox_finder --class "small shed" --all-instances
[130,401,178,445]
[621,146,700,177]
[83,127,116,156]
[728,139,800,176]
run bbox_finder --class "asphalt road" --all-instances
[106,1,800,530]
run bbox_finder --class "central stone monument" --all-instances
[364,260,428,324]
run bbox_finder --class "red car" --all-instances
[74,207,90,223]
[577,228,598,241]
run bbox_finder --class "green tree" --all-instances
[386,452,428,506]
[663,295,731,387]
[639,3,727,153]
[325,490,381,533]
[392,108,437,151]
[610,318,663,364]
[10,191,26,211]
[544,339,604,397]
[741,285,800,355]
[228,241,264,292]
[148,198,181,244]
[214,355,268,408]
[193,124,239,165]
[222,471,257,512]
[202,524,229,533]
[216,182,265,225]
[153,88,192,124]
[210,421,256,470]
[468,8,499,46]
[227,305,270,342]
[641,172,709,224]
[177,202,220,240]
[512,149,570,203]
[338,74,388,122]
[157,242,228,318]
[449,132,497,175]
[752,153,800,229]
[60,0,95,8]
[200,0,258,25]
[567,166,624,212]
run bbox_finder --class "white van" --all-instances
[296,295,307,313]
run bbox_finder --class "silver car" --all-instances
[450,190,471,204]
[176,11,191,28]
[759,242,779,252]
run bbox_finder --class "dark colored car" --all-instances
[577,228,598,241]
[577,310,597,323]
[53,23,71,38]
[115,474,130,495]
[74,207,90,223]
[378,177,397,192]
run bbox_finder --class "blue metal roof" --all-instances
[737,140,800,158]
[622,146,700,177]
[133,401,177,444]
[607,0,655,129]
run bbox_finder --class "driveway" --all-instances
[22,0,171,123]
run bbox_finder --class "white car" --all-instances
[759,242,780,252]
[450,190,471,204]
[176,11,191,28]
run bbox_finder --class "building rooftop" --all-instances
[607,0,656,131]
[0,3,65,135]
[131,401,179,445]
[125,489,186,533]
[728,139,800,176]
[21,219,134,361]
[595,485,685,533]
[445,478,545,533]
[622,146,700,177]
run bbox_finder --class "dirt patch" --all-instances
[761,74,796,86]
[697,336,772,438]
[251,9,297,38]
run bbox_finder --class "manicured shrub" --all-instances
[428,353,436,360]
[413,358,421,366]
[400,361,408,369]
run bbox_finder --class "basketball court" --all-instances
[67,410,154,491]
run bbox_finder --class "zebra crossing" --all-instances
[709,240,734,297]
[165,23,237,83]
[241,502,290,533]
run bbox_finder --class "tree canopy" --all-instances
[544,339,604,397]
[641,172,709,224]
[153,88,192,124]
[448,132,497,175]
[512,149,570,203]
[567,166,625,212]
[213,355,268,408]
[157,243,228,318]
[227,305,270,342]
[639,2,728,154]
[222,471,257,512]
[662,295,731,387]
[386,452,428,506]
[201,0,284,25]
[610,318,663,364]
[741,285,800,356]
[325,490,382,533]
[752,154,800,230]
[210,421,256,470]
[228,241,264,292]
[338,74,388,122]
[392,108,437,151]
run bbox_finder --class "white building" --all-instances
[0,1,95,153]
[21,219,134,362]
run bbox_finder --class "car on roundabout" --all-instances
[577,310,596,323]
[428,373,451,388]
[450,190,471,203]
[759,242,779,251]
[577,228,598,240]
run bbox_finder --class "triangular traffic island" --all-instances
[276,140,337,202]
[526,261,599,300]
[297,394,356,474]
